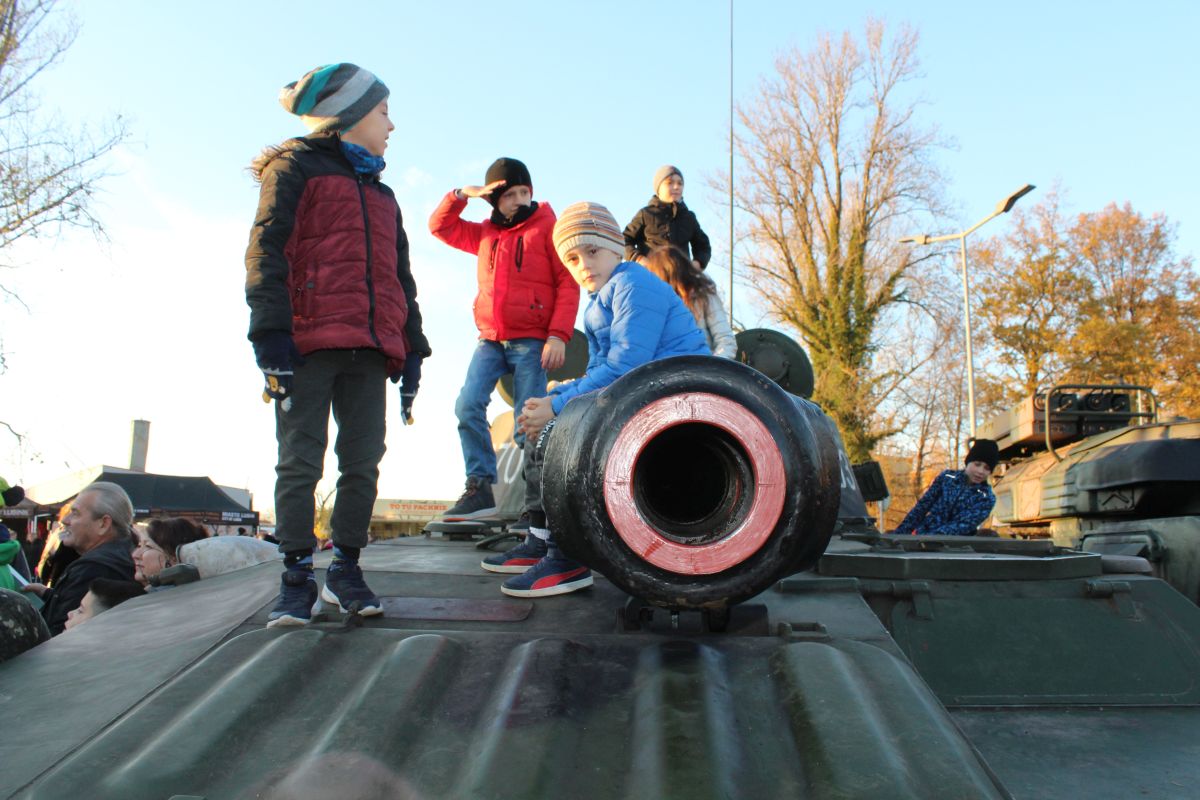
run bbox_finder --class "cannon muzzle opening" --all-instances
[543,355,845,610]
[633,422,755,545]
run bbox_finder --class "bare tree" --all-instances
[315,487,337,542]
[874,275,968,526]
[721,20,944,460]
[1,0,127,442]
[0,0,128,282]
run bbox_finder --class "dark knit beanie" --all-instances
[653,164,683,193]
[553,202,624,261]
[279,63,389,134]
[964,439,1000,470]
[484,158,533,207]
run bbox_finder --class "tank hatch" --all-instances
[820,533,1101,581]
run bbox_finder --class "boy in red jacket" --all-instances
[429,158,579,518]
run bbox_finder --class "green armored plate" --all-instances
[819,549,1102,580]
[734,328,815,398]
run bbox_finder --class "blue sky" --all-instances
[2,0,1196,513]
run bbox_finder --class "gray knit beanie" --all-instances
[552,202,624,261]
[279,63,389,134]
[653,164,683,193]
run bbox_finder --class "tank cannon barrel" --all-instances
[541,355,845,609]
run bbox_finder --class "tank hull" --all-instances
[992,419,1200,602]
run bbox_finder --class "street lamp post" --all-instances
[901,184,1035,438]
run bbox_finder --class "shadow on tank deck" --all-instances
[1,535,1199,799]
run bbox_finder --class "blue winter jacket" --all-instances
[550,262,710,413]
[895,469,996,536]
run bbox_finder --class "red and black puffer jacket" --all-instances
[428,191,578,343]
[245,134,431,375]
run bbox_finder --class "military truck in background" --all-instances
[982,383,1200,603]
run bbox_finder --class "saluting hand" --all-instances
[460,180,506,199]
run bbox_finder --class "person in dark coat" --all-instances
[623,165,712,270]
[20,482,136,635]
[245,63,430,627]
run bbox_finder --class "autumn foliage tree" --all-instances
[973,198,1199,418]
[972,192,1089,401]
[1065,203,1197,414]
[724,20,943,461]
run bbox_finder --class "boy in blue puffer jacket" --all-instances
[483,202,710,597]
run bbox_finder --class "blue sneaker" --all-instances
[501,543,593,598]
[267,569,318,627]
[481,532,548,574]
[321,560,383,616]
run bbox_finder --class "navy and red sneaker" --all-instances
[500,542,593,598]
[481,532,548,574]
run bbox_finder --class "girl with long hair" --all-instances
[643,245,737,358]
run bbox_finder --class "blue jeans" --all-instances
[455,338,547,483]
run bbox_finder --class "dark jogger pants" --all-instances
[273,349,387,553]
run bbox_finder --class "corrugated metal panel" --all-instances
[11,538,1200,799]
[20,628,1003,800]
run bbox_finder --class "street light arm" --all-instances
[996,184,1036,214]
[898,183,1035,438]
[900,184,1036,244]
[900,231,961,245]
[962,208,1004,239]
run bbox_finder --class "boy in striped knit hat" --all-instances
[246,63,431,626]
[493,202,710,597]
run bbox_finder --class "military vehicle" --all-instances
[4,357,1200,799]
[982,383,1200,604]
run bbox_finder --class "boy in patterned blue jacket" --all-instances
[894,439,999,536]
[483,201,711,597]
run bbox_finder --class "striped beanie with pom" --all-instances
[279,63,389,134]
[552,202,625,261]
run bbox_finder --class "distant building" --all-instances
[370,498,452,538]
[25,465,258,537]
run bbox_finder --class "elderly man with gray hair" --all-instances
[22,482,136,635]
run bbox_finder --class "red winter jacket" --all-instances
[429,191,578,342]
[246,135,431,375]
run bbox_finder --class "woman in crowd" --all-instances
[132,517,210,587]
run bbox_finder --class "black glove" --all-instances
[253,332,304,412]
[148,563,201,587]
[399,353,423,425]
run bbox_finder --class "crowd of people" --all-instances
[0,481,280,660]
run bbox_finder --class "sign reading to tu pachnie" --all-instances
[372,498,451,522]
